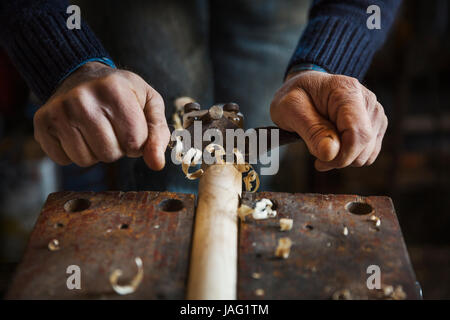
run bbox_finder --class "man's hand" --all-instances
[34,62,170,170]
[270,70,387,171]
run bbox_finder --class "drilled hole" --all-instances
[119,223,129,230]
[304,224,314,231]
[159,199,184,212]
[54,222,64,228]
[64,198,91,212]
[346,202,373,215]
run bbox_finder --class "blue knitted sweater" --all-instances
[0,0,401,103]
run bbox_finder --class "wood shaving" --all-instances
[232,148,248,172]
[243,168,260,192]
[392,286,407,300]
[48,239,60,251]
[279,218,293,231]
[174,135,184,162]
[369,214,381,227]
[238,204,254,221]
[205,143,226,164]
[332,289,352,300]
[238,198,276,221]
[343,226,349,236]
[253,198,277,220]
[255,288,265,296]
[252,272,262,279]
[233,149,259,192]
[275,237,292,259]
[383,285,406,300]
[109,257,144,295]
[383,285,394,297]
[182,148,204,180]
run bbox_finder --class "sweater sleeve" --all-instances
[287,0,402,80]
[0,0,113,103]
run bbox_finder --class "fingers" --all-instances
[98,77,148,158]
[34,69,169,170]
[272,71,388,171]
[313,96,373,171]
[271,89,341,162]
[75,115,123,163]
[315,102,387,171]
[350,103,387,167]
[142,88,170,171]
[366,113,388,166]
[34,130,71,166]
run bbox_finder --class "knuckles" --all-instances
[123,132,145,157]
[352,158,366,167]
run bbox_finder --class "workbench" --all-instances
[6,190,421,299]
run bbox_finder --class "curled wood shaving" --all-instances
[275,237,292,259]
[232,148,250,173]
[238,199,277,221]
[253,198,276,220]
[109,257,144,295]
[172,133,262,189]
[279,218,293,231]
[232,149,259,192]
[174,135,184,162]
[48,239,60,251]
[205,143,226,164]
[243,168,260,192]
[182,148,204,180]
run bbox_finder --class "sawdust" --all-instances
[275,237,292,259]
[279,218,293,231]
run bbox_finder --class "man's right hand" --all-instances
[33,62,170,170]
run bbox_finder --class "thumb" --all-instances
[142,88,170,170]
[283,93,340,162]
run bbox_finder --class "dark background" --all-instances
[0,0,449,299]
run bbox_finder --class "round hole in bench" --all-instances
[346,201,373,215]
[119,223,129,230]
[159,199,184,212]
[64,198,91,212]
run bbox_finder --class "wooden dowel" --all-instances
[186,164,242,299]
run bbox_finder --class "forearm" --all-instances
[0,0,113,103]
[287,0,402,80]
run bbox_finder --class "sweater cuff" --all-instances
[1,8,112,103]
[287,16,375,81]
